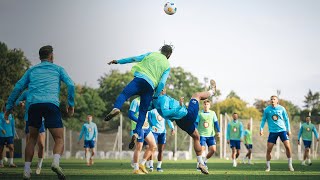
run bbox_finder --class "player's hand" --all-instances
[179,97,184,106]
[227,140,230,144]
[1,129,6,135]
[77,141,80,145]
[67,106,74,116]
[287,131,291,136]
[216,132,220,138]
[298,140,300,145]
[260,130,263,136]
[19,101,25,108]
[171,129,175,136]
[107,60,117,65]
[317,138,319,142]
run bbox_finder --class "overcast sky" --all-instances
[1,0,320,108]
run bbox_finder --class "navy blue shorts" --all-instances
[200,136,216,147]
[153,132,166,144]
[137,128,151,143]
[28,103,63,129]
[267,131,289,144]
[245,144,253,149]
[175,99,199,135]
[230,140,241,149]
[84,140,95,148]
[0,136,14,146]
[25,120,45,134]
[303,140,312,148]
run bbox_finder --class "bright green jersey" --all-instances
[298,122,319,141]
[131,52,170,88]
[197,110,218,137]
[244,129,252,144]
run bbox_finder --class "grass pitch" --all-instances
[0,159,319,179]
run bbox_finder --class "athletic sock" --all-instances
[140,159,147,165]
[197,156,204,165]
[38,158,43,168]
[52,154,60,166]
[266,161,270,168]
[134,163,139,170]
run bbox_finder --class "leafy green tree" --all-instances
[212,91,262,120]
[253,99,268,114]
[165,67,205,100]
[226,90,241,99]
[60,84,106,130]
[0,42,31,128]
[0,42,31,101]
[98,70,134,130]
[304,89,320,111]
[279,99,300,122]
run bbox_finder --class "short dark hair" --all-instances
[160,44,173,55]
[39,45,53,60]
[203,99,210,104]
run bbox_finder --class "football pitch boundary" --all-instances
[1,159,320,179]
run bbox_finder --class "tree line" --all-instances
[1,41,319,134]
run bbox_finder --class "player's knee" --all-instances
[150,145,157,152]
[191,92,200,99]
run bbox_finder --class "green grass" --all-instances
[1,159,320,179]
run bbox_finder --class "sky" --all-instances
[1,0,320,108]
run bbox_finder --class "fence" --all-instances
[12,113,320,161]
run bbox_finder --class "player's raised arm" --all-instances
[260,109,267,136]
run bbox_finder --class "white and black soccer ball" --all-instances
[164,2,177,15]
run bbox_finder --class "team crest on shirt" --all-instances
[307,127,310,131]
[233,127,237,132]
[203,122,209,128]
[157,115,163,121]
[152,126,158,132]
[88,127,92,132]
[143,121,149,128]
[192,100,197,104]
[272,115,278,121]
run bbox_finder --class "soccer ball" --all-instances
[164,2,177,15]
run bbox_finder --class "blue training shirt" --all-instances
[260,105,291,133]
[148,108,174,134]
[0,112,15,137]
[79,122,98,141]
[153,94,188,121]
[6,61,75,111]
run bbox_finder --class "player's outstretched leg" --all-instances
[190,130,209,175]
